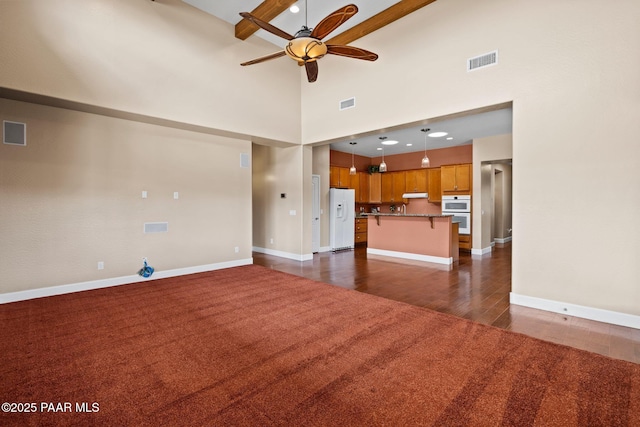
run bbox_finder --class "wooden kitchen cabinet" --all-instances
[427,167,442,202]
[393,172,406,202]
[441,164,471,193]
[350,171,360,201]
[458,234,471,251]
[381,171,406,203]
[405,169,427,193]
[330,166,351,188]
[369,172,382,203]
[358,172,370,203]
[381,173,392,202]
[355,217,368,245]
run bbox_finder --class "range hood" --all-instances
[402,192,428,199]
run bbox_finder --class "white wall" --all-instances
[299,0,640,316]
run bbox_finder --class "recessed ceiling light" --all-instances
[406,143,413,147]
[376,147,383,151]
[381,140,399,145]
[428,131,448,138]
[289,5,300,13]
[446,137,453,140]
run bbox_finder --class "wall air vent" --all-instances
[3,121,26,146]
[144,222,168,234]
[339,97,356,111]
[467,50,498,72]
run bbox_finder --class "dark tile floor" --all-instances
[253,243,640,364]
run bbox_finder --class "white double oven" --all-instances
[442,195,471,235]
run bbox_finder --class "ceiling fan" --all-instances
[239,3,378,83]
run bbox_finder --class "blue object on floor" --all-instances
[138,258,154,278]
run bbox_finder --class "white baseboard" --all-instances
[495,236,512,244]
[366,248,452,265]
[471,246,493,256]
[319,246,332,253]
[0,258,254,305]
[252,247,313,261]
[510,292,640,330]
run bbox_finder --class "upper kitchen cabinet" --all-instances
[350,171,370,203]
[369,172,382,204]
[358,172,370,203]
[441,164,471,194]
[405,169,427,193]
[381,171,406,203]
[427,167,442,203]
[330,166,351,188]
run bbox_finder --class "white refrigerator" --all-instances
[329,188,355,251]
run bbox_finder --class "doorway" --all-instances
[312,174,320,253]
[480,160,512,249]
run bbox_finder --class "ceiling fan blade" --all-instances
[305,61,318,83]
[311,4,358,40]
[241,50,286,66]
[327,45,378,61]
[239,12,294,41]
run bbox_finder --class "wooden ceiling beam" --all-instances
[235,0,298,40]
[326,0,438,47]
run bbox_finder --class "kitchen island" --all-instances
[364,213,459,265]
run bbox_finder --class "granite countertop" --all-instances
[361,213,454,218]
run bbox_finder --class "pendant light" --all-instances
[349,142,357,175]
[421,128,431,168]
[378,137,388,172]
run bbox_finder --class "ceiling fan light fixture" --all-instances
[285,37,327,62]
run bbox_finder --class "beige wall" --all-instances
[252,144,313,260]
[0,98,252,293]
[472,134,513,250]
[0,0,304,295]
[312,145,330,249]
[300,0,640,316]
[0,0,301,144]
[2,0,640,318]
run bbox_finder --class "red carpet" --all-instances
[1,264,639,426]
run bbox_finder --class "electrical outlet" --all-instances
[142,191,147,199]
[270,238,274,244]
[173,192,179,200]
[97,261,104,270]
[234,247,239,253]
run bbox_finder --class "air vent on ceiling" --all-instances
[144,222,168,234]
[339,97,356,111]
[467,50,498,72]
[3,121,26,146]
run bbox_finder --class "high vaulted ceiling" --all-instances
[182,0,437,48]
[180,1,512,157]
